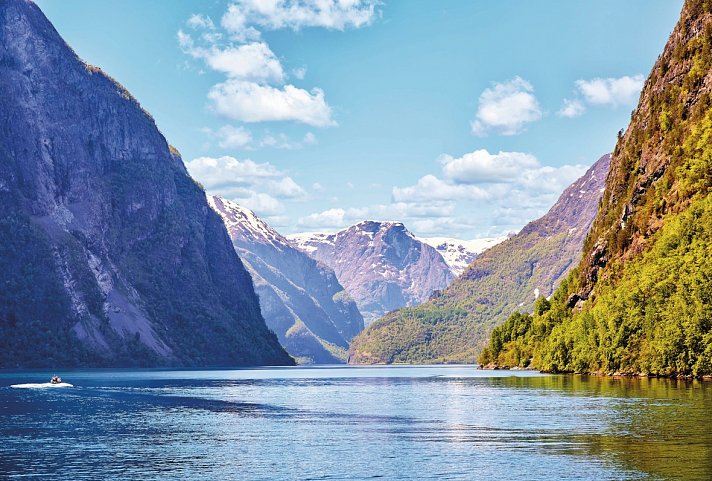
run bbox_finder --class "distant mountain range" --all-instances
[0,0,292,367]
[288,222,454,324]
[349,154,611,364]
[418,237,506,276]
[209,196,363,364]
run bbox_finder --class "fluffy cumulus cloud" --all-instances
[185,155,306,215]
[392,175,488,203]
[471,77,542,136]
[213,125,253,149]
[558,74,644,117]
[208,80,335,126]
[557,98,585,118]
[298,208,348,228]
[296,201,457,232]
[221,0,381,33]
[575,75,644,107]
[439,150,539,184]
[295,148,587,235]
[187,13,215,30]
[179,2,369,131]
[204,126,318,150]
[389,149,586,233]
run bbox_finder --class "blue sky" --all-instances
[36,0,683,238]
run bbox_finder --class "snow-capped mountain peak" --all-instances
[417,237,506,276]
[207,195,283,248]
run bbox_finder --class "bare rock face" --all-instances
[0,0,293,367]
[208,196,364,364]
[289,221,454,324]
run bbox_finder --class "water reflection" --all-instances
[0,367,709,480]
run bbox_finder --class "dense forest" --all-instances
[480,0,712,377]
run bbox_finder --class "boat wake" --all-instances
[11,383,74,389]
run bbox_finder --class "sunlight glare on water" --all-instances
[0,365,710,481]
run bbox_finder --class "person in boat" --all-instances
[50,375,62,384]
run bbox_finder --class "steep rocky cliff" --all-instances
[209,196,364,364]
[0,0,293,367]
[288,221,453,323]
[349,154,610,364]
[483,0,712,377]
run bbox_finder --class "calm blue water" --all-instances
[0,366,710,480]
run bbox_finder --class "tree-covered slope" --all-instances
[0,0,293,367]
[482,0,712,377]
[348,155,610,364]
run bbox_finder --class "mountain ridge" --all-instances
[209,196,364,364]
[0,0,293,367]
[349,154,611,364]
[288,221,454,323]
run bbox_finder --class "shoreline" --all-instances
[479,363,712,380]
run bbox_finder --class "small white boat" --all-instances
[11,376,73,389]
[11,382,74,388]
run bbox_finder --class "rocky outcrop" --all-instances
[289,221,454,323]
[0,0,293,367]
[348,154,611,364]
[208,196,364,364]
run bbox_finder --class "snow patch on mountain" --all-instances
[418,236,506,276]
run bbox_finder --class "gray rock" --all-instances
[209,196,364,364]
[0,0,293,367]
[289,221,453,324]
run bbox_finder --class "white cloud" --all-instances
[208,80,335,126]
[178,33,284,84]
[186,156,279,184]
[181,2,363,131]
[439,150,540,184]
[295,201,459,233]
[205,43,284,83]
[292,66,307,80]
[268,176,306,198]
[215,125,253,149]
[187,13,215,30]
[558,98,585,118]
[575,75,644,107]
[303,132,317,145]
[392,175,489,203]
[239,192,284,214]
[185,155,306,215]
[221,0,381,33]
[298,208,347,228]
[471,77,542,136]
[260,132,317,149]
[391,149,587,231]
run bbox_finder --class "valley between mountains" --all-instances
[1,0,710,379]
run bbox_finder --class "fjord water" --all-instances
[0,366,709,480]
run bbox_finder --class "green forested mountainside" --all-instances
[348,155,610,364]
[481,0,712,377]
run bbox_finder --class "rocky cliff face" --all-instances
[208,196,364,364]
[288,221,454,323]
[0,0,293,367]
[483,0,712,376]
[348,154,610,364]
